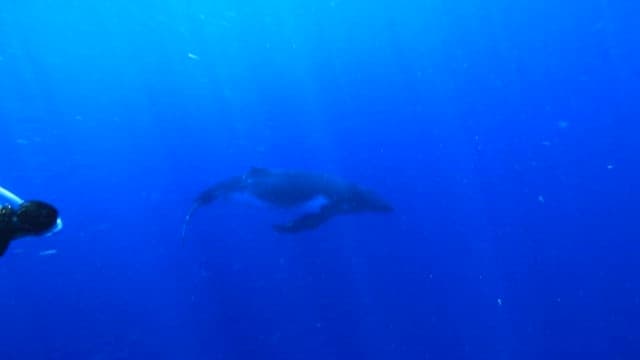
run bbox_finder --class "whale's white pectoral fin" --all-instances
[302,195,330,213]
[274,205,334,234]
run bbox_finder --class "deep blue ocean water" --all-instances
[1,1,638,359]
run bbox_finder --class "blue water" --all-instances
[1,1,638,359]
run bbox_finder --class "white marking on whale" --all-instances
[226,191,329,218]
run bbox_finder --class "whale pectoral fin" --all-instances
[273,207,334,234]
[247,167,271,177]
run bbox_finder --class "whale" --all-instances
[181,167,393,242]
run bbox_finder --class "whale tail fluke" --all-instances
[180,202,202,247]
[180,177,248,246]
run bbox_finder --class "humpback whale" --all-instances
[181,167,393,242]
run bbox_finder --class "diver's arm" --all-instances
[0,186,24,207]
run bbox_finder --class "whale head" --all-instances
[342,186,393,214]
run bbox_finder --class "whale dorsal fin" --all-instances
[247,166,271,177]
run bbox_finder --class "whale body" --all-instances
[181,167,393,242]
